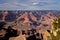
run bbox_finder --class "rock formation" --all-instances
[2,11,8,21]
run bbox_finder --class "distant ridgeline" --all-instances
[0,10,60,22]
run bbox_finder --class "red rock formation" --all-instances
[40,12,56,23]
[17,12,37,23]
[14,10,18,18]
[2,11,8,21]
[29,12,37,21]
[37,12,57,32]
[16,12,30,26]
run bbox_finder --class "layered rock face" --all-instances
[2,11,8,21]
[16,12,37,24]
[17,12,30,24]
[0,10,58,40]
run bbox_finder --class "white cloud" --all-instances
[32,2,39,5]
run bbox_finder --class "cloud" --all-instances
[0,0,60,10]
[32,2,39,5]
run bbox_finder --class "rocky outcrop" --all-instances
[29,12,37,21]
[2,11,8,21]
[17,12,30,24]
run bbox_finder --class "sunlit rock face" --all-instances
[29,12,37,21]
[16,12,38,26]
[2,11,8,21]
[5,11,57,31]
[40,12,56,23]
[17,12,29,22]
[0,10,59,40]
[37,12,57,31]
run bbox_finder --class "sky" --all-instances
[0,0,60,10]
